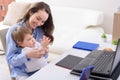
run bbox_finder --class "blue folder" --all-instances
[73,41,99,51]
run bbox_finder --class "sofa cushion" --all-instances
[51,6,104,29]
[3,2,31,26]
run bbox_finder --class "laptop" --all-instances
[71,39,120,79]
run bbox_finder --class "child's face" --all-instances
[20,34,36,48]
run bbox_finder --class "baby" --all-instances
[12,26,50,72]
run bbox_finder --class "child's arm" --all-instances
[40,35,51,48]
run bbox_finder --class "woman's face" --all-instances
[28,10,49,29]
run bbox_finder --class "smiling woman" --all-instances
[5,2,54,80]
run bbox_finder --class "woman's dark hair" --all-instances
[20,2,54,43]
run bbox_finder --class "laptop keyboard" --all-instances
[72,50,115,74]
[92,51,114,72]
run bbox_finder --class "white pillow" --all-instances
[3,2,31,26]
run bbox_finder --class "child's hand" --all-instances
[40,36,51,48]
[26,49,45,58]
[26,48,48,59]
[40,46,49,53]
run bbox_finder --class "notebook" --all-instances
[56,55,83,69]
[71,39,120,79]
[73,41,99,51]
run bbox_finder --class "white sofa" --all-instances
[0,2,104,62]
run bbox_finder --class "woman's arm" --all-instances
[6,26,28,67]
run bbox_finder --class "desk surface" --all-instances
[26,49,120,80]
[26,34,120,80]
[26,49,90,80]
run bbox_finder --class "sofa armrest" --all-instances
[0,24,9,51]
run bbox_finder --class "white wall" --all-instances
[16,0,120,34]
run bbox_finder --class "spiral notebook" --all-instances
[73,41,99,51]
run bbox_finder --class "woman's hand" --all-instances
[26,48,45,58]
[40,36,51,48]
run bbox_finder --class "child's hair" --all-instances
[12,27,32,47]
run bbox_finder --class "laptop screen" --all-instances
[111,39,120,72]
